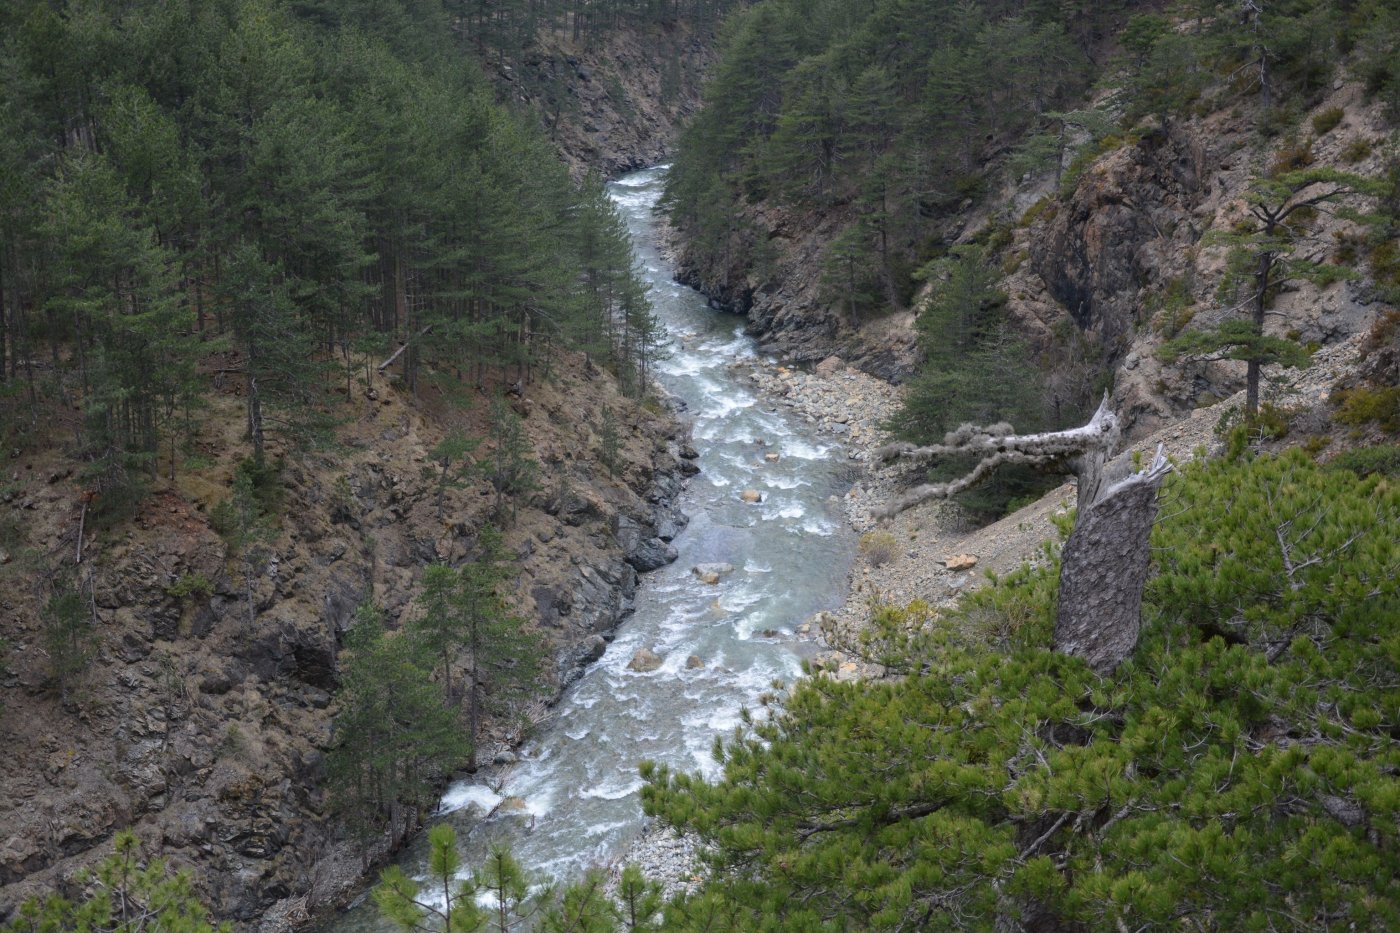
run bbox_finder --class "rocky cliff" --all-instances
[0,350,688,923]
[486,21,715,181]
[0,19,715,930]
[671,80,1395,434]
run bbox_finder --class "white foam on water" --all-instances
[718,590,763,614]
[800,516,837,537]
[765,475,809,490]
[769,503,805,520]
[705,392,755,418]
[580,776,645,801]
[565,727,590,741]
[438,783,503,815]
[744,560,773,573]
[782,438,833,460]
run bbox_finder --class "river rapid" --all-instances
[329,166,856,928]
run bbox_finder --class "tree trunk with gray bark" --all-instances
[877,397,1172,674]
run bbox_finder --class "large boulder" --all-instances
[627,648,664,673]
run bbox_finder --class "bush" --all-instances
[1334,385,1400,432]
[1342,137,1373,163]
[858,530,900,567]
[1311,106,1345,135]
[1328,444,1400,476]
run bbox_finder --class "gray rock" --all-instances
[627,648,664,673]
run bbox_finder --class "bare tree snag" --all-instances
[1053,444,1170,673]
[875,398,1120,518]
[877,397,1173,674]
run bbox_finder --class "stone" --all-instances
[815,355,845,376]
[579,635,607,665]
[697,571,720,585]
[498,796,530,814]
[740,489,762,503]
[764,453,780,463]
[685,655,704,670]
[492,750,518,765]
[627,648,664,673]
[943,553,979,571]
[692,562,735,578]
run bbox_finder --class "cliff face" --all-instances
[671,81,1394,432]
[0,351,687,923]
[487,21,715,181]
[671,200,921,382]
[1015,82,1394,434]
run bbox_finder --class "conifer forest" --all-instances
[2,0,1400,931]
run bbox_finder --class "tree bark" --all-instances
[1052,446,1171,673]
[878,400,1172,675]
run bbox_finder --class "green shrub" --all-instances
[1334,385,1400,431]
[1342,137,1373,163]
[1327,444,1400,476]
[1311,106,1345,135]
[166,572,213,600]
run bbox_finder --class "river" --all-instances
[328,165,856,928]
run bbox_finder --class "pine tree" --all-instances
[374,824,487,933]
[409,527,544,772]
[3,831,230,933]
[1160,167,1385,415]
[327,605,468,846]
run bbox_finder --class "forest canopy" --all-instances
[0,0,671,519]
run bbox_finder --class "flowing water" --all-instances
[329,166,855,927]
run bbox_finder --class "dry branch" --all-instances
[876,398,1173,674]
[377,324,435,372]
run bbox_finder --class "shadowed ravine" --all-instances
[328,166,856,929]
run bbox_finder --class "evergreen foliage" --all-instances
[2,830,230,933]
[663,0,1116,307]
[641,451,1400,930]
[373,825,663,933]
[889,246,1058,518]
[327,605,470,846]
[0,0,665,514]
[1159,167,1386,415]
[409,526,545,771]
[43,583,94,705]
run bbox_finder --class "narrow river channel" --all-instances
[330,166,856,929]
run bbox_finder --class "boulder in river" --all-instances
[692,562,735,578]
[685,655,705,670]
[627,648,664,673]
[740,489,762,503]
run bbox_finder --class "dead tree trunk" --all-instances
[1053,445,1170,673]
[876,397,1172,674]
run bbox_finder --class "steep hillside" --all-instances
[0,350,688,923]
[485,21,718,180]
[664,0,1400,443]
[0,0,718,926]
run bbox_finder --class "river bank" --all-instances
[606,330,1373,892]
